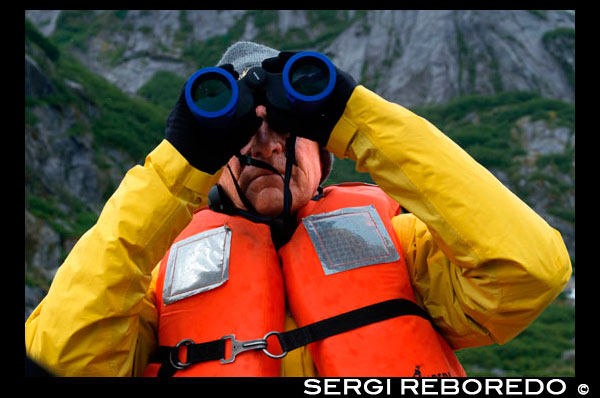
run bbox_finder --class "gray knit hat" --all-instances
[218,41,279,76]
[217,41,334,185]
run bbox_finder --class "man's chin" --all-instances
[249,187,284,217]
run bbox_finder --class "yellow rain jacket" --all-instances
[25,85,572,377]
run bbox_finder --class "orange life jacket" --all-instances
[143,211,285,377]
[280,183,465,377]
[144,183,465,377]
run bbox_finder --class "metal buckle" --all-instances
[220,332,288,364]
[220,334,268,364]
[170,339,194,370]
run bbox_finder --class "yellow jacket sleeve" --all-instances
[327,86,572,350]
[25,140,222,376]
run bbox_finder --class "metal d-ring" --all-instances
[262,331,287,359]
[170,339,194,370]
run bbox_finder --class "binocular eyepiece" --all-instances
[185,51,336,128]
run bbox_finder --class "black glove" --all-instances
[165,64,263,175]
[261,52,357,147]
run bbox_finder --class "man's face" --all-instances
[218,105,322,217]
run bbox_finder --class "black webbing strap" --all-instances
[282,134,297,218]
[235,153,283,177]
[277,298,437,353]
[153,298,435,377]
[154,338,225,377]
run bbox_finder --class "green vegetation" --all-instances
[182,10,368,70]
[28,14,167,162]
[51,10,137,64]
[51,10,100,52]
[182,14,247,68]
[528,10,548,20]
[542,27,575,88]
[175,10,194,44]
[114,10,128,20]
[248,10,364,53]
[455,27,475,94]
[138,70,185,109]
[25,35,168,162]
[55,51,167,161]
[410,91,574,225]
[25,18,60,61]
[456,299,575,376]
[543,27,575,43]
[26,193,98,239]
[326,158,375,186]
[411,91,574,172]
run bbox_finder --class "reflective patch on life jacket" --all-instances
[162,225,232,305]
[302,205,400,275]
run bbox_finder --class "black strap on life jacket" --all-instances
[151,298,439,377]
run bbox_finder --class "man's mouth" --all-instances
[240,166,285,189]
[250,170,282,184]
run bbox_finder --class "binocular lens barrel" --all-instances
[185,67,239,126]
[191,73,233,112]
[282,51,336,110]
[288,58,331,97]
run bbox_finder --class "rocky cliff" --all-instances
[26,10,574,106]
[24,10,575,320]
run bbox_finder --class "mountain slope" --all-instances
[26,10,574,106]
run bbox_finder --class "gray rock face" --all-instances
[25,54,55,97]
[327,10,574,107]
[25,10,61,36]
[26,10,574,106]
[510,116,575,256]
[520,119,573,156]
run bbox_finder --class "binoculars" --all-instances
[184,51,337,128]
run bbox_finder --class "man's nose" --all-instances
[256,105,267,119]
[243,106,285,159]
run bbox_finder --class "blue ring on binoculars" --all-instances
[185,67,238,119]
[282,51,336,103]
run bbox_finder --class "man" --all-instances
[25,42,571,377]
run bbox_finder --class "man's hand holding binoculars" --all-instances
[165,51,357,175]
[164,64,263,175]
